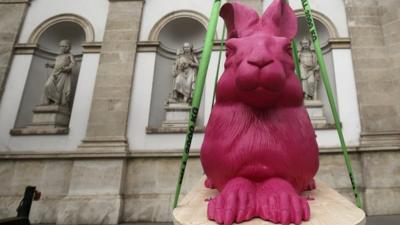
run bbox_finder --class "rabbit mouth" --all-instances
[237,86,281,108]
[236,79,283,93]
[237,163,274,181]
[236,69,286,93]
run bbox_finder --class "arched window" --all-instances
[147,11,207,131]
[295,10,339,126]
[13,14,94,132]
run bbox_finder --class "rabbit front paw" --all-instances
[257,178,310,225]
[303,178,316,191]
[207,177,257,225]
[204,177,216,189]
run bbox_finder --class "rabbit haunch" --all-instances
[200,1,319,225]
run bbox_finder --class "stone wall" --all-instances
[346,0,400,134]
[344,0,400,216]
[0,150,398,223]
[0,0,30,102]
[0,0,400,224]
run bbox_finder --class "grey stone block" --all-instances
[316,154,363,189]
[123,194,172,222]
[68,160,124,195]
[362,152,400,188]
[365,188,400,215]
[56,195,122,225]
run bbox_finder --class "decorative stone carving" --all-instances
[305,100,328,127]
[169,42,199,104]
[298,38,328,126]
[10,40,76,135]
[299,38,320,100]
[42,39,76,107]
[162,42,198,128]
[10,105,70,135]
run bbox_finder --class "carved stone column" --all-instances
[78,0,145,152]
[0,0,30,102]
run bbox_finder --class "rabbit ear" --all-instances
[261,0,297,39]
[220,3,260,38]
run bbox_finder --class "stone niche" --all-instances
[295,14,338,126]
[147,15,207,133]
[11,21,85,135]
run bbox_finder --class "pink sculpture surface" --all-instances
[200,1,319,225]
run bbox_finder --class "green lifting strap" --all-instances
[173,0,221,209]
[211,26,226,107]
[286,0,302,82]
[291,41,302,81]
[173,0,363,210]
[298,0,363,208]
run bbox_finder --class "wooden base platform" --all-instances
[173,177,366,225]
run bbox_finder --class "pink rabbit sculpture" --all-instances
[200,1,319,225]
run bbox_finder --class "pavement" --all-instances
[366,215,400,225]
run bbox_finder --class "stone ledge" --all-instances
[82,42,102,53]
[4,146,399,160]
[146,126,205,134]
[10,127,69,136]
[14,42,101,54]
[109,0,144,2]
[360,131,400,150]
[313,122,337,129]
[78,136,129,152]
[0,0,30,4]
[146,123,336,134]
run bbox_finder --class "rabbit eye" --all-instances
[285,44,292,55]
[229,30,239,39]
[225,44,236,58]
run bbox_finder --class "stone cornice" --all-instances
[137,38,351,54]
[82,42,102,53]
[0,147,366,160]
[4,131,400,159]
[360,131,400,151]
[109,0,144,2]
[4,145,400,160]
[14,42,101,54]
[328,38,351,49]
[0,0,30,4]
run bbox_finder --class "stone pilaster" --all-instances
[78,0,145,152]
[345,0,400,147]
[57,1,145,224]
[0,0,30,103]
[345,0,400,216]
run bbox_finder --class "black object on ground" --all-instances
[0,186,41,225]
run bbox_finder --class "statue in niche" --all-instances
[298,38,320,100]
[169,42,199,104]
[42,39,76,107]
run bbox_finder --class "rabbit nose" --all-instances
[247,58,273,68]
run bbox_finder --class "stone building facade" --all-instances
[0,0,399,224]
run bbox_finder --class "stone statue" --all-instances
[169,42,199,104]
[298,38,320,100]
[42,39,76,107]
